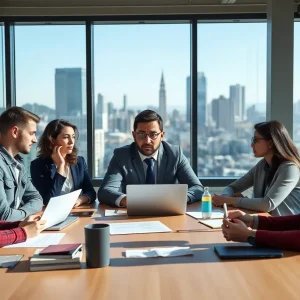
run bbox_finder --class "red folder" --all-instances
[39,243,82,257]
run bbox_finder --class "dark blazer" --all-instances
[98,141,203,207]
[30,156,96,205]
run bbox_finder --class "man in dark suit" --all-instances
[98,110,203,207]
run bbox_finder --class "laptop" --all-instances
[214,244,283,259]
[126,184,188,216]
[41,189,82,230]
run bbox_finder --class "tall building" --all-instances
[96,93,108,131]
[55,68,86,118]
[159,72,167,121]
[211,95,234,132]
[186,72,207,129]
[230,84,245,121]
[197,72,207,129]
[123,94,128,112]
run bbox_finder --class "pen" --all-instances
[223,203,229,220]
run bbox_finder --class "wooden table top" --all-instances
[0,202,299,300]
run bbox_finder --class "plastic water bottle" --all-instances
[202,187,212,219]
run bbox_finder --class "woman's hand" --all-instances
[212,194,237,207]
[74,196,89,208]
[51,146,66,175]
[222,218,253,243]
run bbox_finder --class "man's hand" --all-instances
[222,218,253,243]
[120,197,127,207]
[19,219,47,239]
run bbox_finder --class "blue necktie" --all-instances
[144,157,155,184]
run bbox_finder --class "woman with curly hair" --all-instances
[31,119,96,206]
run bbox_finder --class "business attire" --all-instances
[222,159,300,216]
[0,220,26,247]
[30,156,96,205]
[98,141,203,207]
[0,146,43,221]
[253,214,300,251]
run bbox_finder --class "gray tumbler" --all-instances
[84,224,110,268]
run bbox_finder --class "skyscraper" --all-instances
[211,95,234,132]
[96,93,108,131]
[55,68,86,118]
[186,72,207,129]
[123,94,128,112]
[230,84,245,121]
[159,72,167,121]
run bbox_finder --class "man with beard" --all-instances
[0,107,43,221]
[98,110,203,207]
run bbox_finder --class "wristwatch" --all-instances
[247,235,256,246]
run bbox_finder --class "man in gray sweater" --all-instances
[0,107,43,221]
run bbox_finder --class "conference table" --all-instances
[0,202,300,300]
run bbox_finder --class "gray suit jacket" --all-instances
[0,146,43,221]
[98,141,203,207]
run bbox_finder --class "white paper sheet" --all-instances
[105,209,127,217]
[199,219,223,229]
[4,233,65,248]
[126,247,193,258]
[41,189,82,229]
[186,211,224,219]
[109,221,172,235]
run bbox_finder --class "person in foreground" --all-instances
[0,107,43,221]
[30,119,96,206]
[213,121,300,216]
[222,210,300,251]
[0,215,46,247]
[98,110,203,207]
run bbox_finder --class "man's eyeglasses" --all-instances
[251,136,267,144]
[135,132,162,140]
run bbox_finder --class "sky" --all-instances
[0,22,300,112]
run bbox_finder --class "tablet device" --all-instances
[214,245,283,259]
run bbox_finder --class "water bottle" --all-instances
[202,187,212,219]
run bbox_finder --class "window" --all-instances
[0,24,5,112]
[197,22,267,177]
[93,24,190,178]
[14,24,86,172]
[294,21,300,148]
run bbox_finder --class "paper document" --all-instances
[4,233,65,248]
[126,247,193,258]
[199,219,223,229]
[186,211,224,219]
[105,209,127,217]
[41,189,82,229]
[109,221,172,235]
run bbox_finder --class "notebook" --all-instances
[0,255,23,268]
[39,243,82,257]
[126,184,188,216]
[45,216,79,231]
[214,245,284,259]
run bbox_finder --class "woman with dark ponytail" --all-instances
[213,121,300,216]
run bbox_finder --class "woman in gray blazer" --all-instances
[213,121,300,216]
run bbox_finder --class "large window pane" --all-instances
[0,24,5,112]
[197,22,267,177]
[15,25,86,172]
[294,22,300,148]
[94,24,190,178]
